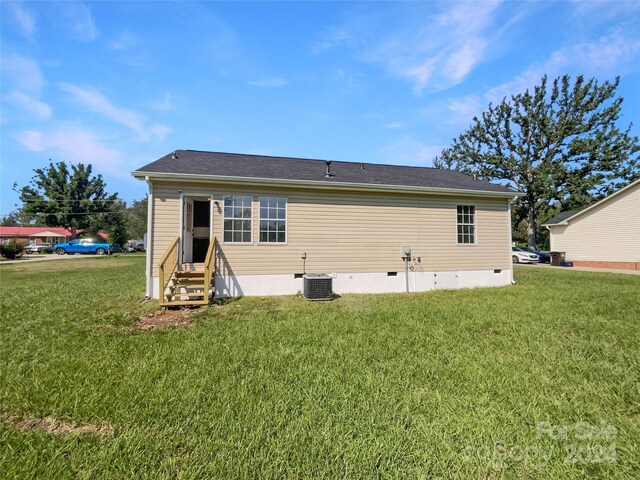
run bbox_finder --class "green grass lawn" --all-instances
[1,257,638,479]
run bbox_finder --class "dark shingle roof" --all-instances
[543,211,580,226]
[134,150,518,195]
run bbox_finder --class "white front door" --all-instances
[182,197,194,263]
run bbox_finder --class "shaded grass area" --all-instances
[1,258,639,478]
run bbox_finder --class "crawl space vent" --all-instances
[303,274,333,301]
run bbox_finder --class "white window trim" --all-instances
[257,196,288,245]
[222,194,254,245]
[456,204,478,246]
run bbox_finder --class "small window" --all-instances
[457,205,476,244]
[223,195,252,243]
[259,196,286,243]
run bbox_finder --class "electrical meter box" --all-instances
[401,246,411,259]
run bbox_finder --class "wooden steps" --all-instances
[172,276,205,285]
[168,291,206,297]
[158,237,216,308]
[172,281,204,287]
[166,271,210,304]
[160,299,208,307]
[167,270,207,303]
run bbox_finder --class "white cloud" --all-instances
[8,2,35,40]
[447,95,483,126]
[60,83,145,134]
[59,83,170,141]
[387,2,501,93]
[384,122,404,129]
[569,0,640,20]
[4,91,52,120]
[1,54,45,94]
[316,1,504,93]
[247,77,289,88]
[443,40,487,83]
[485,27,640,103]
[57,2,98,41]
[0,55,52,121]
[15,127,125,176]
[440,23,640,129]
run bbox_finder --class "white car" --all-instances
[512,247,539,264]
[24,243,52,254]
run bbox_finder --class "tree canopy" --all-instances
[126,196,148,240]
[16,161,148,245]
[18,162,119,238]
[434,75,639,247]
[85,199,129,248]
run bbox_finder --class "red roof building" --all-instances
[0,226,75,245]
[0,227,109,245]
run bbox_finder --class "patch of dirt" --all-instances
[1,411,113,436]
[136,309,194,330]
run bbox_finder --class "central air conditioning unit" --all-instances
[303,274,333,301]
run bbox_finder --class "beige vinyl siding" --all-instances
[151,180,511,276]
[549,182,640,262]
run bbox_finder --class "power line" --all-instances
[19,199,121,202]
[1,211,124,216]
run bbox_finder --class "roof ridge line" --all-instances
[181,149,449,172]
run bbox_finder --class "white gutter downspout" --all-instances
[508,196,517,285]
[145,177,154,298]
[544,224,552,252]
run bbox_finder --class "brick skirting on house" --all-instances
[571,261,640,271]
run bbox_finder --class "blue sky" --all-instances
[1,1,639,214]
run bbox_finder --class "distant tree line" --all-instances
[3,161,148,247]
[434,75,639,248]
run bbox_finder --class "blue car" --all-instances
[54,238,114,256]
[515,246,550,263]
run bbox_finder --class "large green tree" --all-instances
[86,199,129,248]
[126,196,148,240]
[18,162,119,238]
[434,75,639,247]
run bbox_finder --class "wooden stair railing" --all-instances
[203,236,217,298]
[158,236,179,305]
[159,235,216,307]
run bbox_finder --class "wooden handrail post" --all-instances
[157,236,180,303]
[202,235,217,300]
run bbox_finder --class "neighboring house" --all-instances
[543,178,640,270]
[0,226,74,245]
[132,150,522,304]
[0,227,109,245]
